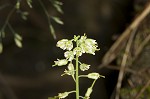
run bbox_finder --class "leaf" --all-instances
[26,0,32,8]
[53,4,63,14]
[54,0,63,5]
[0,30,5,38]
[14,38,22,48]
[15,1,20,9]
[49,24,56,39]
[21,12,29,20]
[0,42,3,54]
[52,16,64,25]
[14,33,22,41]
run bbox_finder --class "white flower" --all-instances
[53,59,68,66]
[64,51,74,61]
[82,38,99,55]
[56,39,68,50]
[61,63,75,76]
[87,72,100,80]
[78,35,87,44]
[58,92,69,98]
[56,39,73,50]
[80,63,90,71]
[65,40,73,50]
[85,39,97,45]
[73,47,83,56]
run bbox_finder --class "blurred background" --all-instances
[0,0,148,99]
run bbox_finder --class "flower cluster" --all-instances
[51,34,104,99]
[53,34,99,72]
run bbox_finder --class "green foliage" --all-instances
[0,0,63,53]
[49,34,105,99]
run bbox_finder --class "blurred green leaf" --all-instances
[49,24,56,39]
[14,33,22,48]
[52,16,64,25]
[15,1,20,9]
[14,38,22,48]
[53,3,63,14]
[0,30,5,38]
[14,33,22,41]
[0,42,3,54]
[26,0,32,8]
[21,12,29,20]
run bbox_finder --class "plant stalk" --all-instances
[76,55,79,99]
[76,41,79,99]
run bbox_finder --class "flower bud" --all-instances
[53,59,68,66]
[58,92,69,98]
[85,87,93,97]
[87,72,100,80]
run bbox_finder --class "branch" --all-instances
[101,2,150,66]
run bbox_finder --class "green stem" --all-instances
[38,0,56,39]
[76,43,79,99]
[91,79,97,88]
[76,55,79,99]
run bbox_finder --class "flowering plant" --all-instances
[49,34,105,99]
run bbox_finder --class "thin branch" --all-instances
[133,34,150,61]
[38,0,56,39]
[134,79,150,99]
[105,65,138,75]
[115,27,137,99]
[102,2,150,66]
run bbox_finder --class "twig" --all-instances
[105,65,137,75]
[115,27,137,99]
[133,34,150,61]
[38,0,56,39]
[102,2,150,66]
[134,79,150,99]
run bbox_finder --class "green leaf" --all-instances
[0,30,5,38]
[53,4,63,14]
[54,0,63,5]
[15,1,20,9]
[0,42,3,54]
[49,24,56,39]
[14,38,22,48]
[52,17,64,25]
[14,33,22,41]
[26,0,32,8]
[21,12,29,20]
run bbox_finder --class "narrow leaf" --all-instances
[15,33,22,41]
[21,12,29,20]
[26,0,32,8]
[54,1,63,5]
[14,38,22,48]
[15,1,20,9]
[52,17,64,25]
[49,24,56,39]
[0,30,5,38]
[53,4,63,14]
[0,42,3,54]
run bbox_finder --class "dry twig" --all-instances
[115,27,137,99]
[101,2,150,66]
[134,79,150,99]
